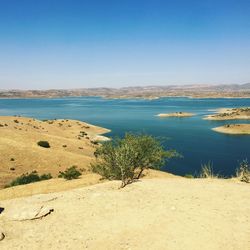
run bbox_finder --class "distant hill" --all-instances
[0,83,250,99]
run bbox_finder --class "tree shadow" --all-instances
[0,207,4,214]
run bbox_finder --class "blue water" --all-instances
[1,97,250,177]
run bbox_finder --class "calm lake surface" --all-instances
[1,97,250,177]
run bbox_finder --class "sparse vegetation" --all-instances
[10,158,15,161]
[80,131,87,136]
[5,171,52,188]
[37,140,50,148]
[236,159,250,183]
[92,133,179,188]
[58,166,82,180]
[185,174,194,178]
[199,161,217,178]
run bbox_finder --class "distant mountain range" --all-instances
[1,83,250,99]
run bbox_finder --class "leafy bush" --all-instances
[40,173,53,180]
[37,140,50,148]
[236,160,250,183]
[58,166,82,180]
[5,171,52,188]
[92,133,179,188]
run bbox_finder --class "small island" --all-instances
[204,107,250,120]
[157,112,195,118]
[212,124,250,135]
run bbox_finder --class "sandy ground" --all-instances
[0,178,249,250]
[157,112,195,118]
[204,107,250,120]
[0,169,176,201]
[0,116,110,188]
[212,124,250,135]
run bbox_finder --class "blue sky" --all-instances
[0,0,250,89]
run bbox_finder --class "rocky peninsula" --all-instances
[212,124,250,135]
[204,107,250,120]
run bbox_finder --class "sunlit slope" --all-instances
[0,116,110,188]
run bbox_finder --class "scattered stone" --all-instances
[6,205,54,221]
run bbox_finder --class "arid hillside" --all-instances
[0,116,110,188]
[1,83,250,99]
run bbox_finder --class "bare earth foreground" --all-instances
[0,178,249,250]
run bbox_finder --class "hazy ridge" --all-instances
[1,83,250,99]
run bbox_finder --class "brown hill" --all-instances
[0,116,110,188]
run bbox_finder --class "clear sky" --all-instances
[0,0,250,89]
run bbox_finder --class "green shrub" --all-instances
[58,166,82,180]
[40,173,53,180]
[37,141,50,148]
[92,133,179,188]
[5,171,52,188]
[236,160,250,183]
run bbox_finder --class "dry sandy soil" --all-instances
[157,112,195,118]
[0,178,249,250]
[213,124,250,135]
[0,116,110,188]
[0,169,176,201]
[204,107,250,120]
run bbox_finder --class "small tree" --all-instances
[92,133,179,188]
